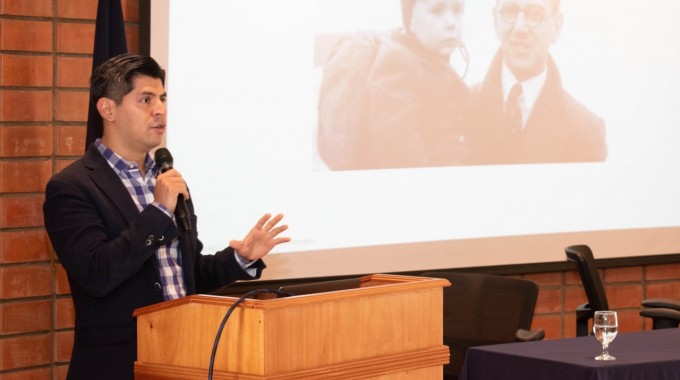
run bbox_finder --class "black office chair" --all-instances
[565,244,680,335]
[422,272,545,380]
[640,299,680,329]
[565,245,609,336]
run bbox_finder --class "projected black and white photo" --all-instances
[463,0,607,165]
[316,0,607,170]
[157,0,680,280]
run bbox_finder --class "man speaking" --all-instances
[43,54,291,380]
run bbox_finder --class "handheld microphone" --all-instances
[154,147,191,232]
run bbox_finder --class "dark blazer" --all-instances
[465,51,607,165]
[43,144,265,380]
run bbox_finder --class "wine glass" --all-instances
[593,310,618,360]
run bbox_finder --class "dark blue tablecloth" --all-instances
[460,328,680,380]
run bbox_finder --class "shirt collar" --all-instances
[95,139,157,177]
[501,62,548,113]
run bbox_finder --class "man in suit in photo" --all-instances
[465,0,607,165]
[43,54,290,380]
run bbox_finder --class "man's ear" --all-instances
[96,98,116,122]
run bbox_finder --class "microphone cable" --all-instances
[207,289,293,380]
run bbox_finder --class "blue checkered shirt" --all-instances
[96,140,186,300]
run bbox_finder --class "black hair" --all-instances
[90,53,166,105]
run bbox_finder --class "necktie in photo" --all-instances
[505,83,523,134]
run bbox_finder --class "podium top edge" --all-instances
[133,274,450,317]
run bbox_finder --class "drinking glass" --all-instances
[593,310,618,360]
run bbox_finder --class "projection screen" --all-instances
[151,0,680,280]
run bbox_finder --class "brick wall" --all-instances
[1,0,138,378]
[1,1,680,379]
[527,263,680,339]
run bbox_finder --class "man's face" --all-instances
[110,76,167,156]
[410,0,465,58]
[494,0,562,81]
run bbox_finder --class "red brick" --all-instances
[56,297,75,329]
[55,330,74,363]
[0,333,51,370]
[0,19,53,52]
[56,125,87,156]
[1,0,52,17]
[125,24,139,54]
[563,312,578,338]
[0,159,52,193]
[0,230,52,264]
[0,367,52,380]
[57,22,95,54]
[122,0,140,22]
[57,365,69,379]
[524,272,563,286]
[617,309,644,334]
[606,284,642,309]
[0,299,52,334]
[645,281,680,299]
[0,90,53,122]
[535,288,562,314]
[646,263,680,281]
[0,55,53,87]
[0,125,53,157]
[57,56,92,88]
[604,266,643,283]
[0,264,52,299]
[0,195,45,228]
[564,270,583,286]
[55,264,71,295]
[56,158,77,172]
[56,91,89,122]
[564,286,587,312]
[531,314,562,340]
[57,0,98,19]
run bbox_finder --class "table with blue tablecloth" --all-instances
[460,328,680,380]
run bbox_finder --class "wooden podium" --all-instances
[133,274,450,379]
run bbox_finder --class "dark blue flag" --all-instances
[85,0,128,151]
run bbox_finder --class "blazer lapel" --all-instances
[525,57,568,137]
[83,145,143,225]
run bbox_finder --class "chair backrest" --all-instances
[422,271,539,380]
[565,244,609,311]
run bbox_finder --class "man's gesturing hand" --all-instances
[230,213,290,261]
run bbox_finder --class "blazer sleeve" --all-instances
[192,245,266,294]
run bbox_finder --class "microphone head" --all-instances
[154,147,174,172]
